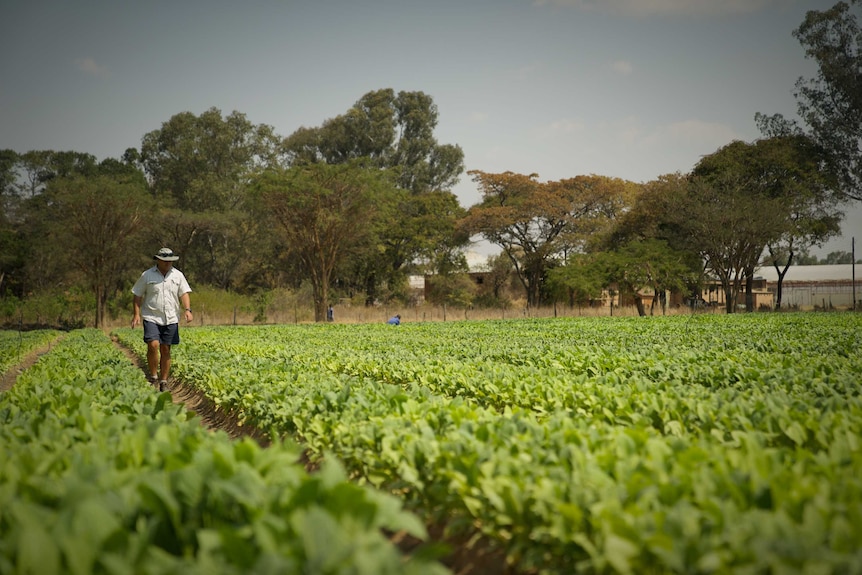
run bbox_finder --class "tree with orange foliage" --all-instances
[461,171,638,307]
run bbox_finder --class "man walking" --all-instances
[131,247,193,392]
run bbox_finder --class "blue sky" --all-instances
[1,0,858,257]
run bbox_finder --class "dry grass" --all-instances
[97,302,700,329]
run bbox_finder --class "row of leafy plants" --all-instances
[0,329,448,575]
[113,313,862,574]
[0,328,62,377]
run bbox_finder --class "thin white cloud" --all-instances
[469,111,489,124]
[546,118,586,134]
[639,118,740,149]
[505,62,543,82]
[74,57,108,77]
[612,60,633,75]
[532,0,776,17]
[536,115,739,156]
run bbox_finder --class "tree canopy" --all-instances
[793,0,862,202]
[461,171,637,307]
[690,137,841,310]
[253,161,399,321]
[283,89,465,194]
[282,89,468,304]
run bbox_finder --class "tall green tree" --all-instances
[675,172,784,313]
[0,150,20,295]
[282,89,467,302]
[601,173,705,307]
[3,151,119,299]
[588,240,696,316]
[794,0,862,202]
[253,161,397,321]
[30,171,153,327]
[138,108,283,288]
[13,150,98,198]
[283,89,464,194]
[140,107,282,210]
[693,137,841,310]
[760,136,842,307]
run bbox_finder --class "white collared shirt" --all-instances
[132,266,192,326]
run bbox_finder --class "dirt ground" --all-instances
[0,336,66,393]
[0,335,513,575]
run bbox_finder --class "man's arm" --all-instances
[131,295,143,328]
[180,292,193,323]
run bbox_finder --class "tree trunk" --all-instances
[94,284,104,328]
[525,268,542,308]
[723,285,735,314]
[308,259,329,323]
[772,252,792,310]
[634,295,646,317]
[365,272,377,306]
[745,274,754,312]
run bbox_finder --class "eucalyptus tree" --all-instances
[793,0,862,202]
[138,108,283,288]
[0,150,20,295]
[140,107,282,210]
[283,89,464,194]
[12,150,98,198]
[2,150,111,299]
[282,89,467,302]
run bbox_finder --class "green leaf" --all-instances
[603,533,639,575]
[59,498,122,575]
[782,421,807,446]
[17,515,60,575]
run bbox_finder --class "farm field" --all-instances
[110,312,862,574]
[0,328,62,389]
[0,329,447,575]
[1,312,861,574]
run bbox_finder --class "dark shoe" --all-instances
[159,380,168,392]
[148,374,158,388]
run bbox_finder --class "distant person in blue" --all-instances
[387,314,401,325]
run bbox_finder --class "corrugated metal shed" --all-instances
[753,264,856,282]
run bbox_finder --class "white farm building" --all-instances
[753,264,859,310]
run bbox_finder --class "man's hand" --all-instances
[131,315,141,329]
[185,310,193,323]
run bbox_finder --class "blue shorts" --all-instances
[143,320,180,345]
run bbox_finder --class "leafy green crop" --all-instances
[0,329,62,378]
[114,313,862,574]
[0,329,448,575]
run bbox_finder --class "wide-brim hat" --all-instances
[153,247,180,262]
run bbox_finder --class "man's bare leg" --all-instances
[159,343,172,385]
[146,340,160,383]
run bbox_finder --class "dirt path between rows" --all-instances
[0,335,66,393]
[108,335,271,446]
[2,334,512,575]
